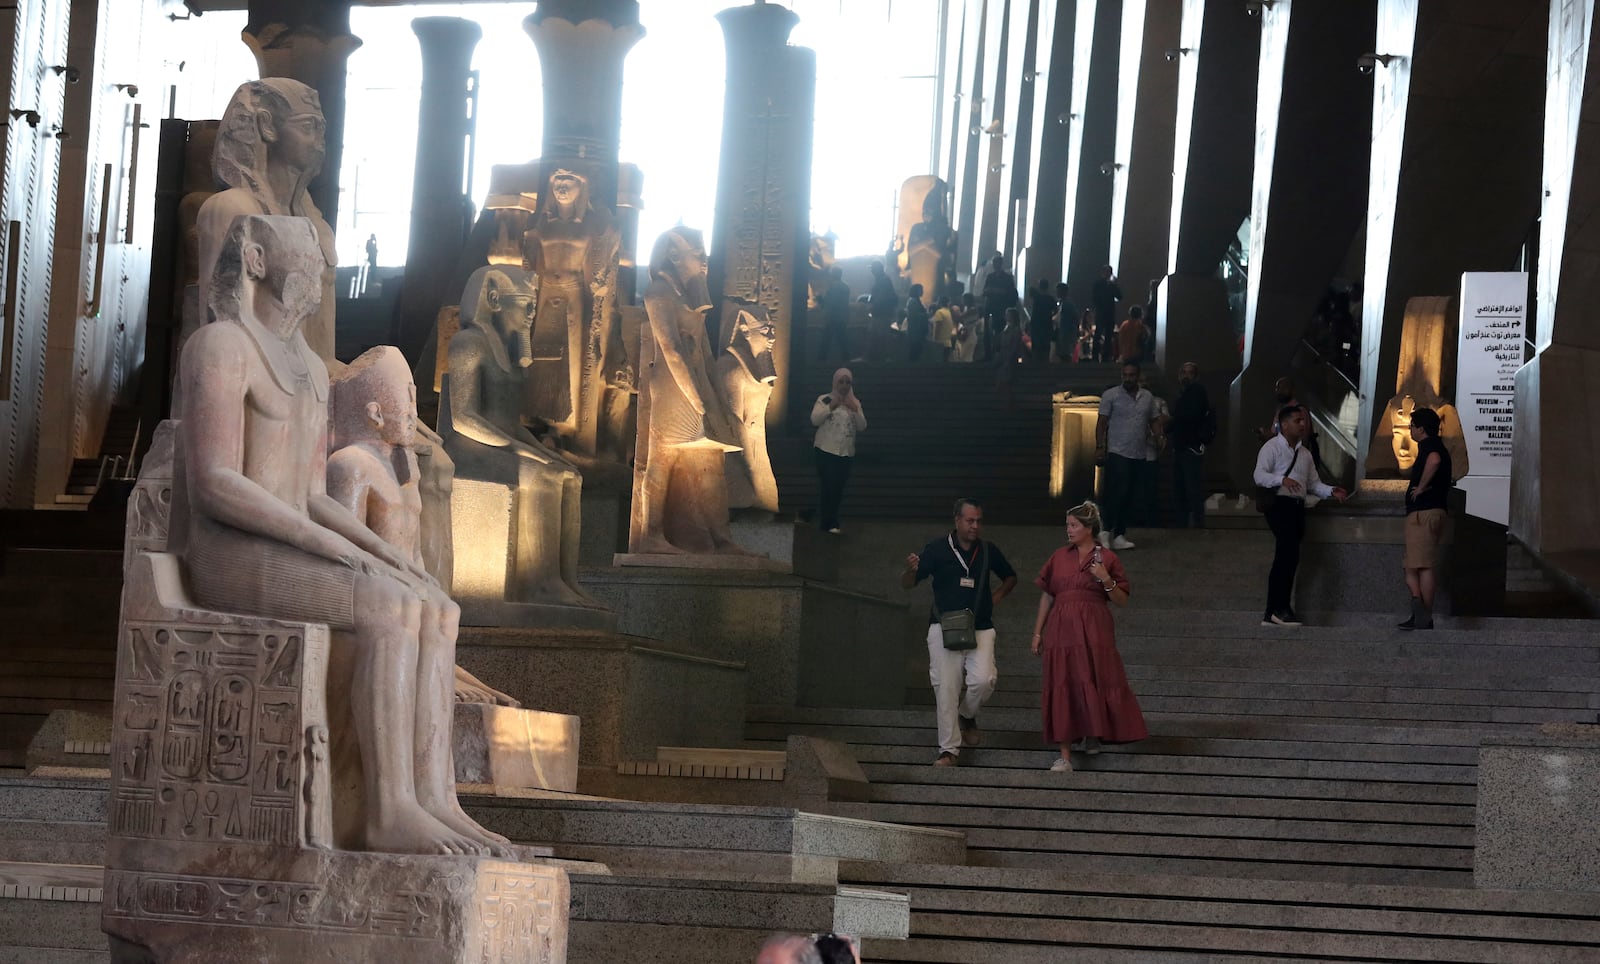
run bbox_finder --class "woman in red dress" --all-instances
[1030,500,1148,772]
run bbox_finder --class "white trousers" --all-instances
[926,624,999,755]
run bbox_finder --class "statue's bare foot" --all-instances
[426,796,513,858]
[453,665,523,707]
[365,805,487,857]
[712,538,757,557]
[528,579,600,610]
[632,535,685,555]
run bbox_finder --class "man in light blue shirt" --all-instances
[1096,362,1158,548]
[1254,406,1348,626]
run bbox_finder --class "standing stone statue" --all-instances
[196,79,338,363]
[629,228,751,556]
[441,265,604,617]
[902,178,956,303]
[716,301,780,513]
[327,346,521,709]
[521,165,625,458]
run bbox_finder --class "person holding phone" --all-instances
[810,368,866,534]
[1029,500,1147,772]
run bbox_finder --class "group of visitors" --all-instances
[1092,360,1216,544]
[820,255,1159,367]
[902,497,1146,772]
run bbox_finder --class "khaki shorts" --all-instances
[1403,508,1447,569]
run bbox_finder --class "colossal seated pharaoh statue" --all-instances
[104,215,569,962]
[441,265,606,621]
[195,79,337,364]
[628,228,754,558]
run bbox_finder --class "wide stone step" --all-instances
[463,794,965,884]
[828,800,1471,850]
[841,863,1600,962]
[972,672,1600,708]
[846,743,1476,784]
[920,691,1586,724]
[856,762,1476,806]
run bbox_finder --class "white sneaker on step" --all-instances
[1112,536,1136,550]
[1049,757,1073,772]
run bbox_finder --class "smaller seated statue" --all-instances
[629,228,750,556]
[441,266,601,612]
[326,345,524,714]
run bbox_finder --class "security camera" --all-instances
[51,65,80,83]
[1099,162,1122,177]
[1163,48,1191,63]
[1356,53,1395,74]
[1244,0,1275,16]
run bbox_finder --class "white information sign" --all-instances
[1455,271,1528,524]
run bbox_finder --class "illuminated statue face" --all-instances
[550,174,580,206]
[272,109,326,175]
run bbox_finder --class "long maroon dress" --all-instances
[1035,545,1149,745]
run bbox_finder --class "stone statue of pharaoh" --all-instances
[904,184,955,304]
[172,213,493,856]
[196,79,337,364]
[327,347,521,710]
[442,266,596,608]
[716,303,780,513]
[521,166,624,456]
[632,228,747,555]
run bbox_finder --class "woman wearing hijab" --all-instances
[811,369,866,534]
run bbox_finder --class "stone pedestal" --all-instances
[454,703,580,795]
[1476,728,1600,893]
[105,851,568,963]
[396,17,482,360]
[449,478,617,631]
[708,2,816,428]
[453,628,747,769]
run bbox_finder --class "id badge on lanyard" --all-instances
[949,535,977,589]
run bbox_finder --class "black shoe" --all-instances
[1265,611,1302,627]
[1398,616,1416,630]
[959,715,980,747]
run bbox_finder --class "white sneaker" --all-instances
[1235,494,1251,511]
[1098,530,1112,547]
[1049,757,1073,772]
[1112,535,1136,550]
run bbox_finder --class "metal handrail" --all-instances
[1296,337,1363,399]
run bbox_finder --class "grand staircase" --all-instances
[770,361,1126,525]
[745,521,1600,960]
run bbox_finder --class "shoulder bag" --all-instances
[937,539,990,651]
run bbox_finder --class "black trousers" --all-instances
[815,449,853,530]
[1101,453,1139,536]
[1264,496,1306,615]
[1173,446,1206,528]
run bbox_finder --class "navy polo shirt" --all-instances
[914,534,1016,630]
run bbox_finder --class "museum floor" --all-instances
[3,519,1599,961]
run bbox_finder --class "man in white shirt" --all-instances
[1254,406,1348,626]
[1095,363,1158,549]
[811,368,867,534]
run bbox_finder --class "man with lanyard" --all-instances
[902,499,1018,766]
[1253,406,1348,627]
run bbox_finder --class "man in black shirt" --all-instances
[901,499,1018,765]
[1400,407,1452,630]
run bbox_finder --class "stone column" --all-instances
[1156,0,1258,480]
[954,0,998,278]
[1107,0,1181,313]
[1226,0,1374,491]
[616,162,644,306]
[1357,0,1544,480]
[395,17,482,362]
[708,1,816,428]
[1512,0,1600,557]
[1022,1,1078,287]
[975,0,1017,268]
[522,0,644,230]
[1001,0,1047,271]
[243,0,362,229]
[1061,0,1122,300]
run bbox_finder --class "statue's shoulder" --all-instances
[197,187,265,224]
[328,442,390,481]
[186,318,251,358]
